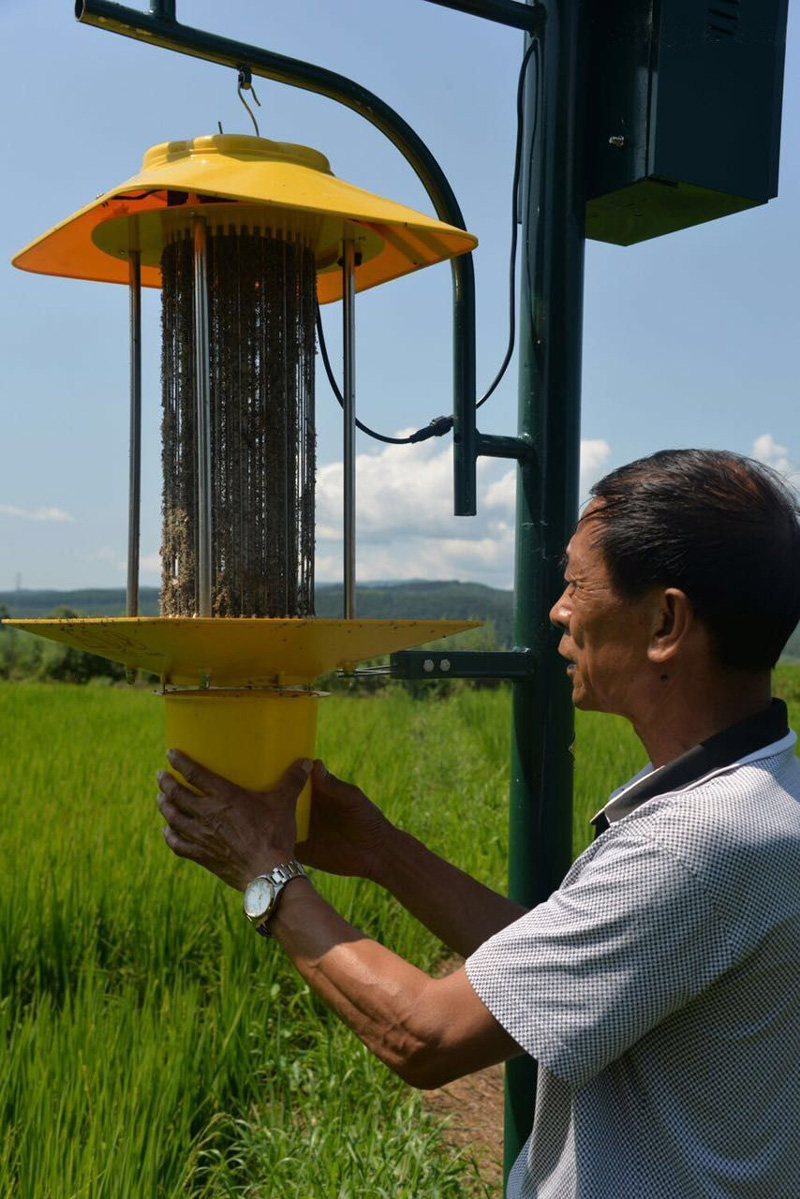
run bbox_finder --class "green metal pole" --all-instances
[504,0,587,1186]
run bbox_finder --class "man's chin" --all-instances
[568,675,596,712]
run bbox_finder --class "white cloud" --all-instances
[0,504,75,523]
[79,547,161,578]
[580,439,612,493]
[140,553,162,577]
[81,545,121,567]
[316,436,612,587]
[752,434,798,483]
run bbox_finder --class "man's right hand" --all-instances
[297,760,393,882]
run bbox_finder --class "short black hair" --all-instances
[586,448,800,671]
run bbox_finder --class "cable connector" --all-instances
[409,415,454,443]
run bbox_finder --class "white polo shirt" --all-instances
[466,719,800,1198]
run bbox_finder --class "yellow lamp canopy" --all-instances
[11,133,478,302]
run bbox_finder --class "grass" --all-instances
[2,676,797,1196]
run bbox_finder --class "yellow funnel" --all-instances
[164,688,320,841]
[11,134,478,303]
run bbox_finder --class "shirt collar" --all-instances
[591,698,792,835]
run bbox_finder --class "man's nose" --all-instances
[549,590,570,629]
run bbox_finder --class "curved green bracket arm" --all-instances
[421,0,542,31]
[76,0,484,512]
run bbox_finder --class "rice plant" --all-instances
[4,679,792,1196]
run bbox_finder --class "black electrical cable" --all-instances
[316,33,540,444]
[315,306,446,444]
[476,32,538,409]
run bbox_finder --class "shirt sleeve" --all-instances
[465,832,733,1088]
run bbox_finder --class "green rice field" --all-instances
[2,675,798,1197]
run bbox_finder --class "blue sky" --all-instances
[1,0,798,591]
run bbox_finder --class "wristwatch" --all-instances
[243,860,309,938]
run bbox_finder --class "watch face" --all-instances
[243,876,275,921]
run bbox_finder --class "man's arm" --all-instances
[300,762,527,957]
[271,878,524,1089]
[157,753,525,1088]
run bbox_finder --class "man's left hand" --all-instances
[157,750,312,890]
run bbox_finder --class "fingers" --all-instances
[278,758,313,800]
[158,770,213,818]
[162,825,198,861]
[157,789,200,843]
[311,759,364,802]
[166,749,235,798]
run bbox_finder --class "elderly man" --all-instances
[158,448,800,1198]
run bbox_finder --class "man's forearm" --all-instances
[271,879,523,1089]
[370,826,527,957]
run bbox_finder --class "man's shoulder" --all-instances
[630,742,800,840]
[598,745,800,927]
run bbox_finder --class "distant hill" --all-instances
[4,585,800,662]
[0,582,515,645]
[0,588,160,619]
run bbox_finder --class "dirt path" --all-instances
[425,1061,505,1195]
[423,956,505,1195]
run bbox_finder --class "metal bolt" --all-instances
[423,658,435,673]
[608,135,626,148]
[440,658,451,673]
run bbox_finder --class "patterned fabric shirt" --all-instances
[466,720,800,1198]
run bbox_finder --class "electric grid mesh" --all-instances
[160,227,316,618]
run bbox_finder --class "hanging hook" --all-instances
[237,65,261,138]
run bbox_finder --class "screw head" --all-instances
[440,658,451,673]
[423,658,435,673]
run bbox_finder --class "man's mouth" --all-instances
[558,643,577,672]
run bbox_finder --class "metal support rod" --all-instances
[420,0,545,31]
[342,240,357,620]
[148,0,175,19]
[504,0,587,1186]
[193,216,213,619]
[126,250,142,618]
[476,432,534,462]
[75,0,480,514]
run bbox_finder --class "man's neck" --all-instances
[632,674,773,770]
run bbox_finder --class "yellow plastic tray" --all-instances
[6,617,480,686]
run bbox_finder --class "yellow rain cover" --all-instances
[11,134,477,303]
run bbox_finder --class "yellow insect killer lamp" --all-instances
[10,133,480,835]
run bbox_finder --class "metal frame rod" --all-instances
[148,0,175,19]
[504,0,587,1183]
[193,216,213,618]
[476,432,534,462]
[342,239,357,620]
[419,0,544,31]
[74,0,480,514]
[126,249,142,618]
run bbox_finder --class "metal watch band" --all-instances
[254,859,309,938]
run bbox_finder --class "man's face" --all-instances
[549,506,656,716]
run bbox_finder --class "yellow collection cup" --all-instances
[163,688,320,841]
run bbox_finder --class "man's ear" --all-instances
[647,588,693,665]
